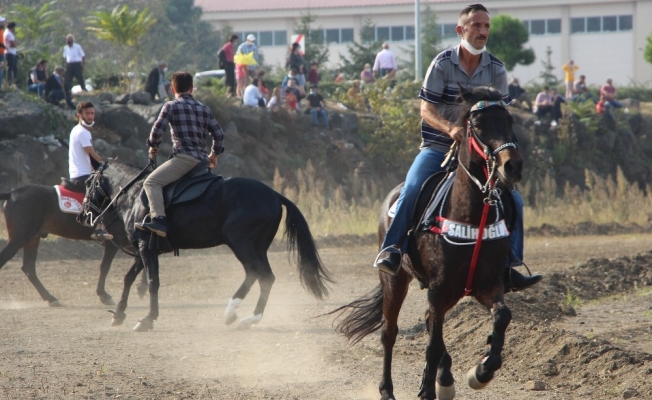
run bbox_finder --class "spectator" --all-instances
[550,88,565,127]
[0,16,6,89]
[533,86,554,123]
[3,21,17,86]
[243,78,266,107]
[507,78,531,111]
[45,65,74,108]
[595,95,606,114]
[373,43,397,79]
[285,78,302,109]
[283,87,297,112]
[235,62,247,98]
[236,34,259,79]
[346,80,365,110]
[144,60,172,103]
[307,62,320,87]
[288,42,306,95]
[63,34,86,93]
[306,85,328,128]
[561,60,578,99]
[281,68,297,88]
[573,75,596,102]
[360,63,375,87]
[256,69,269,99]
[27,59,48,98]
[334,70,345,83]
[267,87,281,110]
[600,78,622,110]
[221,34,238,96]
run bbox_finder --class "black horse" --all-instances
[330,87,523,400]
[80,162,332,331]
[0,185,136,306]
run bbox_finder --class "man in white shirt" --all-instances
[63,34,86,93]
[372,43,397,79]
[242,78,265,107]
[3,21,18,86]
[69,101,109,239]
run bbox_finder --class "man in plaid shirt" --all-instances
[136,71,225,237]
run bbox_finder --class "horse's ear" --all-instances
[457,84,474,102]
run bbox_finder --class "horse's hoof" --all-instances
[236,314,262,330]
[467,366,488,390]
[136,283,148,299]
[48,300,62,307]
[133,317,154,332]
[435,382,456,400]
[99,294,115,306]
[224,312,237,325]
[108,309,126,326]
[111,317,124,327]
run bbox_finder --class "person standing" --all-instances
[372,43,397,79]
[222,34,238,96]
[144,61,172,103]
[307,62,320,87]
[0,16,6,89]
[288,43,306,95]
[63,34,86,93]
[373,3,541,291]
[136,72,225,237]
[3,21,18,87]
[561,60,578,99]
[236,34,259,80]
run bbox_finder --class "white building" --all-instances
[198,0,652,87]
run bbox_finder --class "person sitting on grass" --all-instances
[305,85,328,128]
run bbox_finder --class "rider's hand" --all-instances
[148,147,158,160]
[209,153,218,169]
[449,126,464,142]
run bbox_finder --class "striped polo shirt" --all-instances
[419,44,511,151]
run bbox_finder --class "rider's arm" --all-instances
[421,101,463,141]
[207,110,225,155]
[146,103,171,149]
[83,146,103,163]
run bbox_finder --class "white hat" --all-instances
[0,16,5,22]
[247,34,256,41]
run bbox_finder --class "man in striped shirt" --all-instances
[136,72,225,237]
[374,3,541,292]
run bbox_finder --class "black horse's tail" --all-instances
[279,196,333,299]
[326,284,385,344]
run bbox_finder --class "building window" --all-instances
[326,29,340,43]
[619,15,632,31]
[442,23,457,38]
[530,19,545,35]
[376,26,390,41]
[602,16,617,32]
[310,29,324,43]
[391,26,404,41]
[406,25,415,40]
[570,17,585,33]
[587,16,601,32]
[522,18,560,35]
[341,28,354,43]
[259,31,273,46]
[275,31,287,46]
[547,19,561,34]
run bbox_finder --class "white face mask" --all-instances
[163,67,168,73]
[81,119,95,128]
[460,38,485,56]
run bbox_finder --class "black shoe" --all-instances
[138,216,168,237]
[504,268,542,292]
[374,251,402,275]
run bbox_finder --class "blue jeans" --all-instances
[310,108,328,127]
[28,83,46,97]
[381,146,524,267]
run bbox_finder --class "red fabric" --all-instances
[55,185,85,203]
[307,69,319,85]
[285,92,297,110]
[596,100,605,114]
[222,42,234,62]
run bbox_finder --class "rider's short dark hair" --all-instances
[171,71,193,93]
[459,4,489,20]
[7,22,16,29]
[77,101,94,114]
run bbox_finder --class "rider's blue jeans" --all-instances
[380,146,524,267]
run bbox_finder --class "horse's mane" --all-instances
[454,86,505,127]
[103,161,151,195]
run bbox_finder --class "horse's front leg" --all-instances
[110,256,144,326]
[467,294,511,390]
[96,242,119,305]
[418,289,453,400]
[133,241,159,332]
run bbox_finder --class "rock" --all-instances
[0,92,50,140]
[223,121,244,155]
[115,93,130,104]
[230,107,263,135]
[559,304,577,316]
[623,388,639,399]
[98,92,116,104]
[341,113,359,134]
[93,138,111,154]
[215,153,246,177]
[130,90,153,106]
[329,111,342,129]
[524,380,546,391]
[100,105,152,141]
[0,136,66,190]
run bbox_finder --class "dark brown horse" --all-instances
[0,185,137,306]
[330,86,523,400]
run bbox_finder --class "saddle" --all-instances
[60,177,86,193]
[139,160,223,210]
[54,184,86,214]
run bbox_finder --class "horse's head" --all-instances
[457,85,523,185]
[77,163,112,227]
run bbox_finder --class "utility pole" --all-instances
[415,0,422,81]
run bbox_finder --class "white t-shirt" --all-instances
[243,84,264,107]
[63,43,85,63]
[3,30,16,55]
[69,124,93,179]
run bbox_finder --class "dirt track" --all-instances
[1,234,652,399]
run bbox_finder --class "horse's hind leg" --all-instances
[96,242,119,305]
[379,270,411,400]
[20,238,61,306]
[110,256,144,327]
[467,293,511,390]
[133,243,159,332]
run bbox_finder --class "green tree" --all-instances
[86,4,156,82]
[339,18,382,76]
[401,8,443,80]
[645,32,652,66]
[296,13,330,67]
[486,14,534,71]
[9,1,62,55]
[538,46,560,87]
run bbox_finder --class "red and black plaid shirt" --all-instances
[147,93,224,161]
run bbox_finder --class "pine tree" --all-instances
[339,18,383,77]
[400,8,443,79]
[538,46,560,87]
[296,13,330,67]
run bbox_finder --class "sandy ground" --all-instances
[0,234,651,399]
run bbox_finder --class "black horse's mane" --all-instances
[101,161,152,197]
[454,86,506,127]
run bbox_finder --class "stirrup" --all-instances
[135,215,151,231]
[91,229,113,241]
[372,246,402,268]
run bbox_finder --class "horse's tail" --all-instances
[279,196,333,299]
[325,284,385,344]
